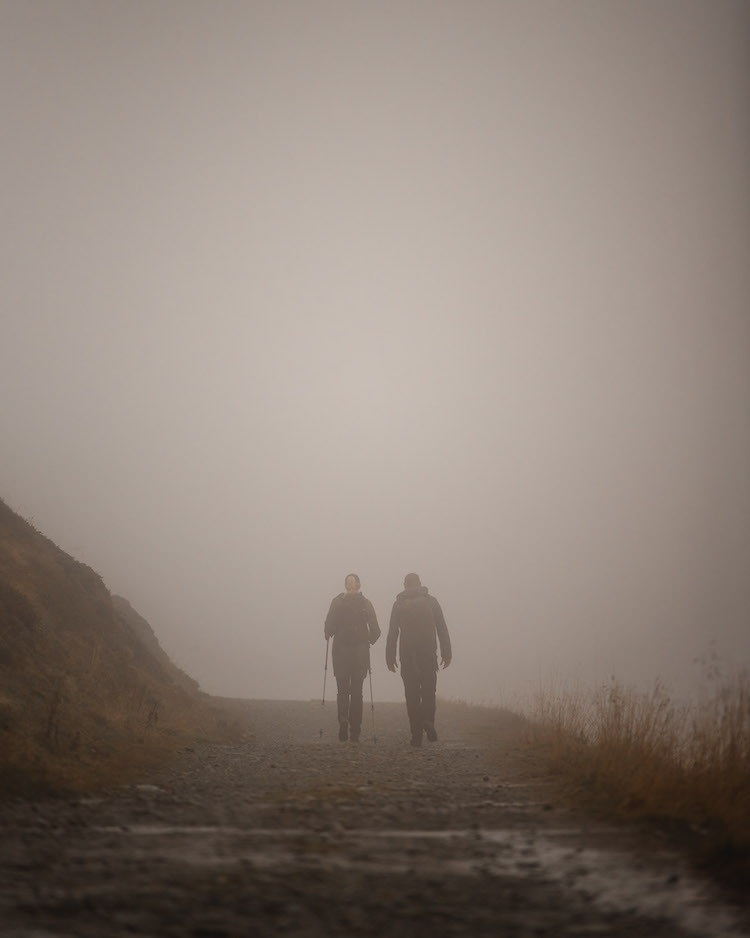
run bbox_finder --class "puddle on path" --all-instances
[91,824,747,937]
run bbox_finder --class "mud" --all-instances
[0,699,747,937]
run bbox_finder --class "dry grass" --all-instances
[0,679,252,799]
[0,496,254,799]
[522,674,750,870]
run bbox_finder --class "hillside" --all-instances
[0,497,247,798]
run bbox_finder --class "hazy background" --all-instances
[2,0,748,704]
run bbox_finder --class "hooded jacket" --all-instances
[324,591,381,677]
[385,585,451,669]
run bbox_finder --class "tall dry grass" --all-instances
[524,673,750,852]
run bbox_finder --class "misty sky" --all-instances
[2,0,749,704]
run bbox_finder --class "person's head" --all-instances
[345,573,361,593]
[403,572,421,589]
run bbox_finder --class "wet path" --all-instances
[0,699,747,937]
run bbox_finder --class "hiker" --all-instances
[386,572,452,747]
[324,573,381,742]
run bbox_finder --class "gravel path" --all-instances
[1,699,747,937]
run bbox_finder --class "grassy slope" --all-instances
[523,677,750,891]
[0,497,249,798]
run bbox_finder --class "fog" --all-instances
[2,1,748,704]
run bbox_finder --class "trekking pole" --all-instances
[368,647,376,744]
[322,637,330,706]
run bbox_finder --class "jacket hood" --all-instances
[396,585,429,601]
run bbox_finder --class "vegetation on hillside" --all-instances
[0,497,249,798]
[523,671,750,884]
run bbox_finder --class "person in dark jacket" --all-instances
[324,573,381,742]
[386,572,452,747]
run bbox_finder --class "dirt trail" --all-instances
[0,699,747,937]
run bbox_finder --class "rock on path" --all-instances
[0,699,747,937]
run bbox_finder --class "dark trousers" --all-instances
[400,651,438,738]
[336,671,366,731]
[332,641,369,732]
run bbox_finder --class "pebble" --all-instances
[0,700,745,938]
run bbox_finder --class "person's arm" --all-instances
[431,597,452,668]
[324,596,339,639]
[365,599,381,644]
[385,602,400,671]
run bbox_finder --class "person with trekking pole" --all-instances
[386,572,452,747]
[324,573,381,743]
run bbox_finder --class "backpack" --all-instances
[332,593,369,643]
[398,594,435,645]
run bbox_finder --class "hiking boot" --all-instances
[424,722,438,742]
[410,734,422,747]
[349,727,360,743]
[338,721,348,742]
